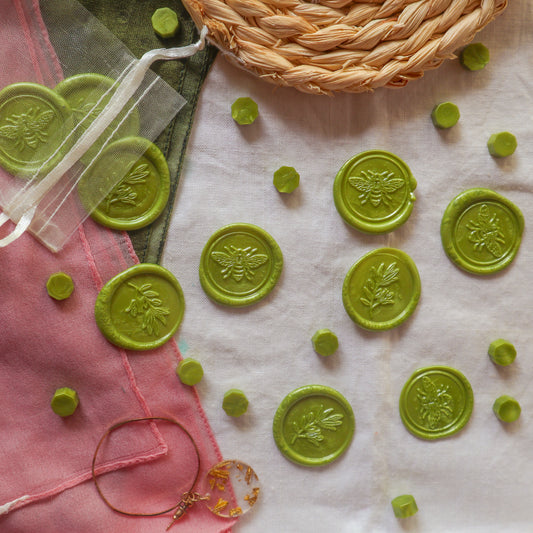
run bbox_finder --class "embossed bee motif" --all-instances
[290,405,344,447]
[466,204,505,258]
[416,376,454,429]
[0,107,55,151]
[211,246,268,282]
[104,164,150,211]
[348,169,405,207]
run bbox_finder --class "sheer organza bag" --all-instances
[0,0,206,251]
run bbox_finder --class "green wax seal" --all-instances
[273,385,355,467]
[0,82,74,177]
[488,339,516,366]
[333,150,417,234]
[441,188,524,275]
[222,389,249,417]
[151,7,179,39]
[460,42,490,71]
[342,248,421,330]
[273,166,300,193]
[46,272,74,300]
[493,395,521,423]
[431,102,460,129]
[391,495,418,518]
[177,358,204,386]
[77,137,170,230]
[487,132,517,157]
[51,387,79,417]
[199,223,283,307]
[312,329,338,357]
[399,366,474,440]
[54,73,140,165]
[231,97,258,125]
[95,263,185,351]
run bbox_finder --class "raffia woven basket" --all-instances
[182,0,508,95]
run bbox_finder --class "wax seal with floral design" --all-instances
[273,385,355,467]
[342,247,421,330]
[199,223,283,307]
[441,188,524,275]
[95,263,184,351]
[399,366,474,440]
[77,137,170,230]
[333,150,417,234]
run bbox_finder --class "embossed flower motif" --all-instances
[466,204,505,258]
[416,376,454,429]
[360,262,400,317]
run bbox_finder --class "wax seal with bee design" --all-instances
[333,150,417,234]
[0,82,75,177]
[199,223,283,307]
[399,366,474,440]
[441,188,524,275]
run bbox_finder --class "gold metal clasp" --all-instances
[166,492,210,531]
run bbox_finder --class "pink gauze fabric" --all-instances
[0,1,234,532]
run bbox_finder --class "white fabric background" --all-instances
[162,2,533,531]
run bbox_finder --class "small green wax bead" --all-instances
[222,389,248,417]
[231,97,258,125]
[431,102,460,129]
[391,494,418,518]
[51,387,79,417]
[493,395,521,422]
[460,43,490,71]
[177,358,204,386]
[488,132,517,157]
[488,339,516,366]
[46,272,74,300]
[151,8,179,39]
[273,166,300,193]
[312,328,338,357]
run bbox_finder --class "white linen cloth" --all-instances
[162,2,533,531]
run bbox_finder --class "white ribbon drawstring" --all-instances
[0,26,208,249]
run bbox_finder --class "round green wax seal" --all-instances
[441,188,524,275]
[273,385,355,467]
[54,73,140,165]
[46,272,74,300]
[0,82,74,177]
[199,223,283,307]
[95,263,185,351]
[333,150,417,234]
[77,137,170,230]
[342,248,421,330]
[399,366,474,440]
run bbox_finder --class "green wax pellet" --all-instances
[460,43,490,71]
[391,495,418,518]
[177,358,204,386]
[231,97,258,125]
[222,389,248,417]
[488,339,516,366]
[46,272,74,300]
[431,102,460,129]
[273,166,300,193]
[51,387,79,417]
[493,395,521,422]
[312,328,338,357]
[487,132,517,157]
[151,8,179,39]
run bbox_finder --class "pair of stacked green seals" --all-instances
[0,75,169,231]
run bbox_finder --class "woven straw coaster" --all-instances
[181,0,508,95]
